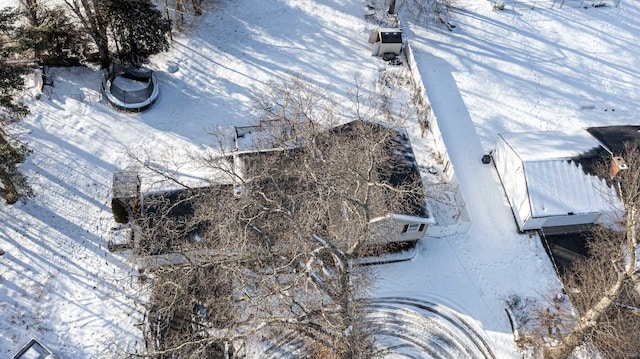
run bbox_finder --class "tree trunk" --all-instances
[19,0,42,59]
[339,258,354,358]
[627,206,637,274]
[176,0,185,29]
[388,0,396,14]
[164,0,173,41]
[96,34,110,68]
[546,270,625,359]
[65,0,110,67]
[191,0,202,16]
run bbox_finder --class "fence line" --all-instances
[488,0,620,10]
[404,41,472,237]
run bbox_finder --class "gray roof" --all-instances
[586,125,640,155]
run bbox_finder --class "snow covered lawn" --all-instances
[1,0,638,357]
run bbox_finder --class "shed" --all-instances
[13,338,59,359]
[112,169,141,224]
[368,28,403,57]
[492,130,617,231]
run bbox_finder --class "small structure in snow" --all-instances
[13,338,59,359]
[492,129,618,232]
[108,224,134,252]
[111,169,141,224]
[102,63,159,112]
[368,28,403,57]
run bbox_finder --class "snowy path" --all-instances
[373,1,640,357]
[373,2,602,358]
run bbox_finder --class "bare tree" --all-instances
[161,0,206,31]
[129,76,426,358]
[395,0,456,28]
[64,0,110,67]
[542,143,640,358]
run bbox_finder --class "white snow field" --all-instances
[1,0,638,357]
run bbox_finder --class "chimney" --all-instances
[611,156,628,177]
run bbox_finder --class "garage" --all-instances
[492,129,617,231]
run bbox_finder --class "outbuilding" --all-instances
[368,28,403,57]
[492,130,617,232]
[13,338,59,359]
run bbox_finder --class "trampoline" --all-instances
[102,64,159,111]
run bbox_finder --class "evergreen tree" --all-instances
[0,135,33,204]
[17,3,87,64]
[0,7,29,118]
[103,0,171,67]
[0,6,33,204]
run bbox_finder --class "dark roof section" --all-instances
[540,229,591,274]
[380,30,402,43]
[327,120,427,218]
[587,125,640,155]
[137,185,233,254]
[568,145,610,178]
[134,120,429,254]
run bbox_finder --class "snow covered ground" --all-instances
[1,0,638,357]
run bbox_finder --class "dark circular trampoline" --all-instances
[102,64,159,111]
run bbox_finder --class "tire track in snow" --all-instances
[260,297,496,358]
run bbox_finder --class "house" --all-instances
[368,28,403,57]
[235,119,437,248]
[492,129,617,232]
[118,120,436,257]
[233,119,436,246]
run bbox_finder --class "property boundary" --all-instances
[488,0,620,10]
[404,41,472,238]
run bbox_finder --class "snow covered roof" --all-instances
[233,120,308,153]
[497,129,617,219]
[499,129,604,162]
[13,338,59,359]
[525,159,615,217]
